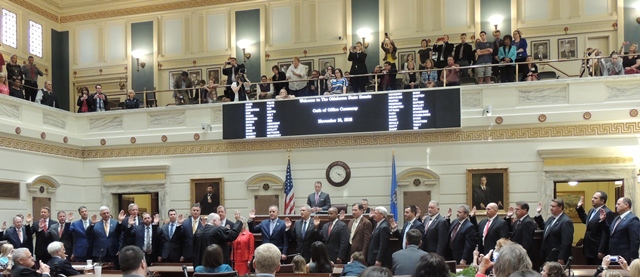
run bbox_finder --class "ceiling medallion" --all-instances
[495,116,503,124]
[100,139,106,145]
[161,135,168,142]
[194,133,200,140]
[630,109,638,117]
[130,137,136,144]
[538,114,547,122]
[15,127,21,134]
[583,112,592,120]
[40,132,46,139]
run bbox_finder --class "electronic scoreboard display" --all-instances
[222,88,460,139]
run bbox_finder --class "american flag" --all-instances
[284,158,295,215]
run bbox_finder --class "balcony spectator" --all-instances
[230,69,250,102]
[194,80,208,104]
[0,73,9,95]
[619,42,640,74]
[36,81,59,108]
[498,35,516,83]
[223,57,245,100]
[434,35,454,71]
[206,80,218,103]
[22,56,44,102]
[370,65,383,90]
[275,88,295,100]
[77,86,93,113]
[271,65,287,96]
[402,53,415,71]
[440,57,460,87]
[421,59,438,88]
[9,78,24,99]
[492,30,503,79]
[512,30,528,74]
[402,61,421,89]
[475,31,494,84]
[6,55,22,83]
[521,56,539,81]
[173,71,192,105]
[418,39,433,70]
[258,75,274,99]
[348,41,368,93]
[92,84,109,111]
[454,33,473,78]
[323,66,335,93]
[604,53,624,76]
[326,68,348,95]
[286,57,308,97]
[124,90,140,109]
[308,70,321,96]
[381,34,398,71]
[380,61,398,91]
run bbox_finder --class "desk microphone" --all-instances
[182,265,188,277]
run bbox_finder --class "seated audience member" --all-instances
[476,243,532,277]
[11,248,50,277]
[326,68,348,95]
[253,243,282,276]
[258,75,274,99]
[402,61,421,89]
[440,56,460,86]
[308,70,323,96]
[421,59,439,88]
[9,78,24,99]
[77,87,93,113]
[521,56,539,81]
[47,241,79,276]
[195,244,233,273]
[341,252,366,277]
[0,243,14,270]
[604,54,624,76]
[498,34,517,83]
[124,90,140,109]
[119,246,148,277]
[275,88,296,100]
[392,229,426,275]
[540,262,565,277]
[379,61,398,91]
[596,255,630,277]
[509,269,542,277]
[358,266,393,277]
[194,80,208,103]
[0,73,9,95]
[323,66,335,93]
[344,71,353,92]
[412,253,449,277]
[306,241,333,274]
[206,80,218,103]
[292,255,307,273]
[619,42,640,74]
[370,65,383,89]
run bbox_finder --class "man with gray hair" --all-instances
[285,204,319,262]
[192,212,242,267]
[448,204,477,265]
[367,206,391,268]
[86,206,126,263]
[253,243,281,276]
[35,81,59,108]
[11,247,51,277]
[422,200,449,257]
[47,241,79,276]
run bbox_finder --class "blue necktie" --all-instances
[169,223,174,239]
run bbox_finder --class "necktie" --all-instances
[449,222,461,247]
[192,218,198,234]
[483,219,492,242]
[459,45,464,60]
[145,226,152,253]
[30,65,35,79]
[17,228,22,242]
[315,193,319,206]
[514,219,521,231]
[104,221,109,236]
[425,218,431,233]
[589,209,597,221]
[59,223,64,237]
[302,221,308,239]
[169,223,175,239]
[328,222,334,236]
[544,217,557,237]
[42,219,48,232]
[612,217,622,234]
[84,220,89,230]
[270,220,276,236]
[350,218,359,244]
[402,222,412,249]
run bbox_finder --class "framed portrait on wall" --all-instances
[555,191,585,223]
[206,67,222,85]
[168,71,182,90]
[466,168,509,214]
[300,59,314,77]
[558,37,578,59]
[531,40,550,61]
[277,61,291,75]
[190,178,224,215]
[398,51,416,70]
[319,58,335,74]
[188,69,202,86]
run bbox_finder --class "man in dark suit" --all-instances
[472,175,499,210]
[182,203,203,262]
[477,203,508,254]
[248,205,289,262]
[505,201,536,261]
[193,212,242,267]
[348,203,372,258]
[69,206,91,262]
[560,42,575,59]
[86,206,125,263]
[491,30,503,78]
[422,201,449,257]
[319,207,349,263]
[307,181,331,213]
[390,205,425,249]
[47,241,80,276]
[285,204,320,262]
[46,211,73,259]
[392,229,427,276]
[348,41,368,92]
[4,215,34,252]
[433,35,454,69]
[534,45,548,60]
[32,206,56,263]
[453,33,474,78]
[121,203,142,251]
[125,213,161,265]
[222,57,245,99]
[217,206,233,229]
[448,205,477,265]
[600,197,640,262]
[200,185,219,215]
[534,199,574,264]
[11,248,51,277]
[159,209,184,263]
[367,206,391,268]
[576,191,615,264]
[91,84,109,112]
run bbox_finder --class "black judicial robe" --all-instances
[192,220,242,267]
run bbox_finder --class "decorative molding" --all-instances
[266,44,347,60]
[8,0,59,22]
[157,55,230,70]
[518,20,616,37]
[518,86,568,105]
[543,157,634,167]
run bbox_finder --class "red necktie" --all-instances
[17,228,23,242]
[612,217,622,234]
[483,219,492,238]
[59,224,64,237]
[30,65,35,79]
[328,222,333,236]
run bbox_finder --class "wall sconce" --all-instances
[357,28,372,49]
[131,50,146,72]
[237,40,252,63]
[488,15,504,31]
[568,181,578,186]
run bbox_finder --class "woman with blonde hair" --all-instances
[292,255,307,273]
[540,262,565,277]
[0,243,14,270]
[619,41,640,74]
[0,73,9,95]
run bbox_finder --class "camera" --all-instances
[610,256,619,262]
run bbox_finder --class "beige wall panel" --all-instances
[270,5,292,45]
[207,13,228,52]
[524,0,549,21]
[584,0,610,16]
[386,0,413,35]
[106,24,125,63]
[76,27,98,65]
[444,0,468,28]
[317,0,344,42]
[163,18,184,55]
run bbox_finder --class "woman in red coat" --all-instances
[231,219,254,275]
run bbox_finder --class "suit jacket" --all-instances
[477,217,509,254]
[159,221,184,261]
[534,52,548,60]
[200,193,219,215]
[506,215,536,259]
[182,217,203,259]
[223,64,246,85]
[48,256,80,276]
[4,226,34,253]
[32,219,56,262]
[348,52,368,75]
[576,205,615,259]
[535,213,574,261]
[320,220,349,263]
[128,224,161,262]
[286,218,320,262]
[367,219,391,267]
[121,215,143,249]
[86,219,122,258]
[193,221,242,267]
[454,43,474,63]
[69,219,91,259]
[560,50,575,59]
[47,222,74,257]
[90,93,110,111]
[391,219,424,248]
[448,219,476,264]
[76,95,95,113]
[307,192,331,211]
[601,212,640,262]
[248,218,288,255]
[231,230,255,262]
[348,216,372,258]
[392,245,427,275]
[433,42,454,63]
[422,214,449,257]
[472,186,495,210]
[11,264,46,277]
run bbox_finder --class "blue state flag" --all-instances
[390,153,398,221]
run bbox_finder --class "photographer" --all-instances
[348,42,368,92]
[223,57,245,99]
[173,71,193,105]
[230,68,251,102]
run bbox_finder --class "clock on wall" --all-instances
[326,161,351,187]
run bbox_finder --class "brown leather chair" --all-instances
[276,264,294,273]
[331,204,348,214]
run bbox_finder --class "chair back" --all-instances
[445,260,457,273]
[276,273,331,277]
[538,71,558,79]
[277,264,294,273]
[331,204,348,214]
[193,271,238,277]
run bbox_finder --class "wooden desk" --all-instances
[148,265,194,277]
